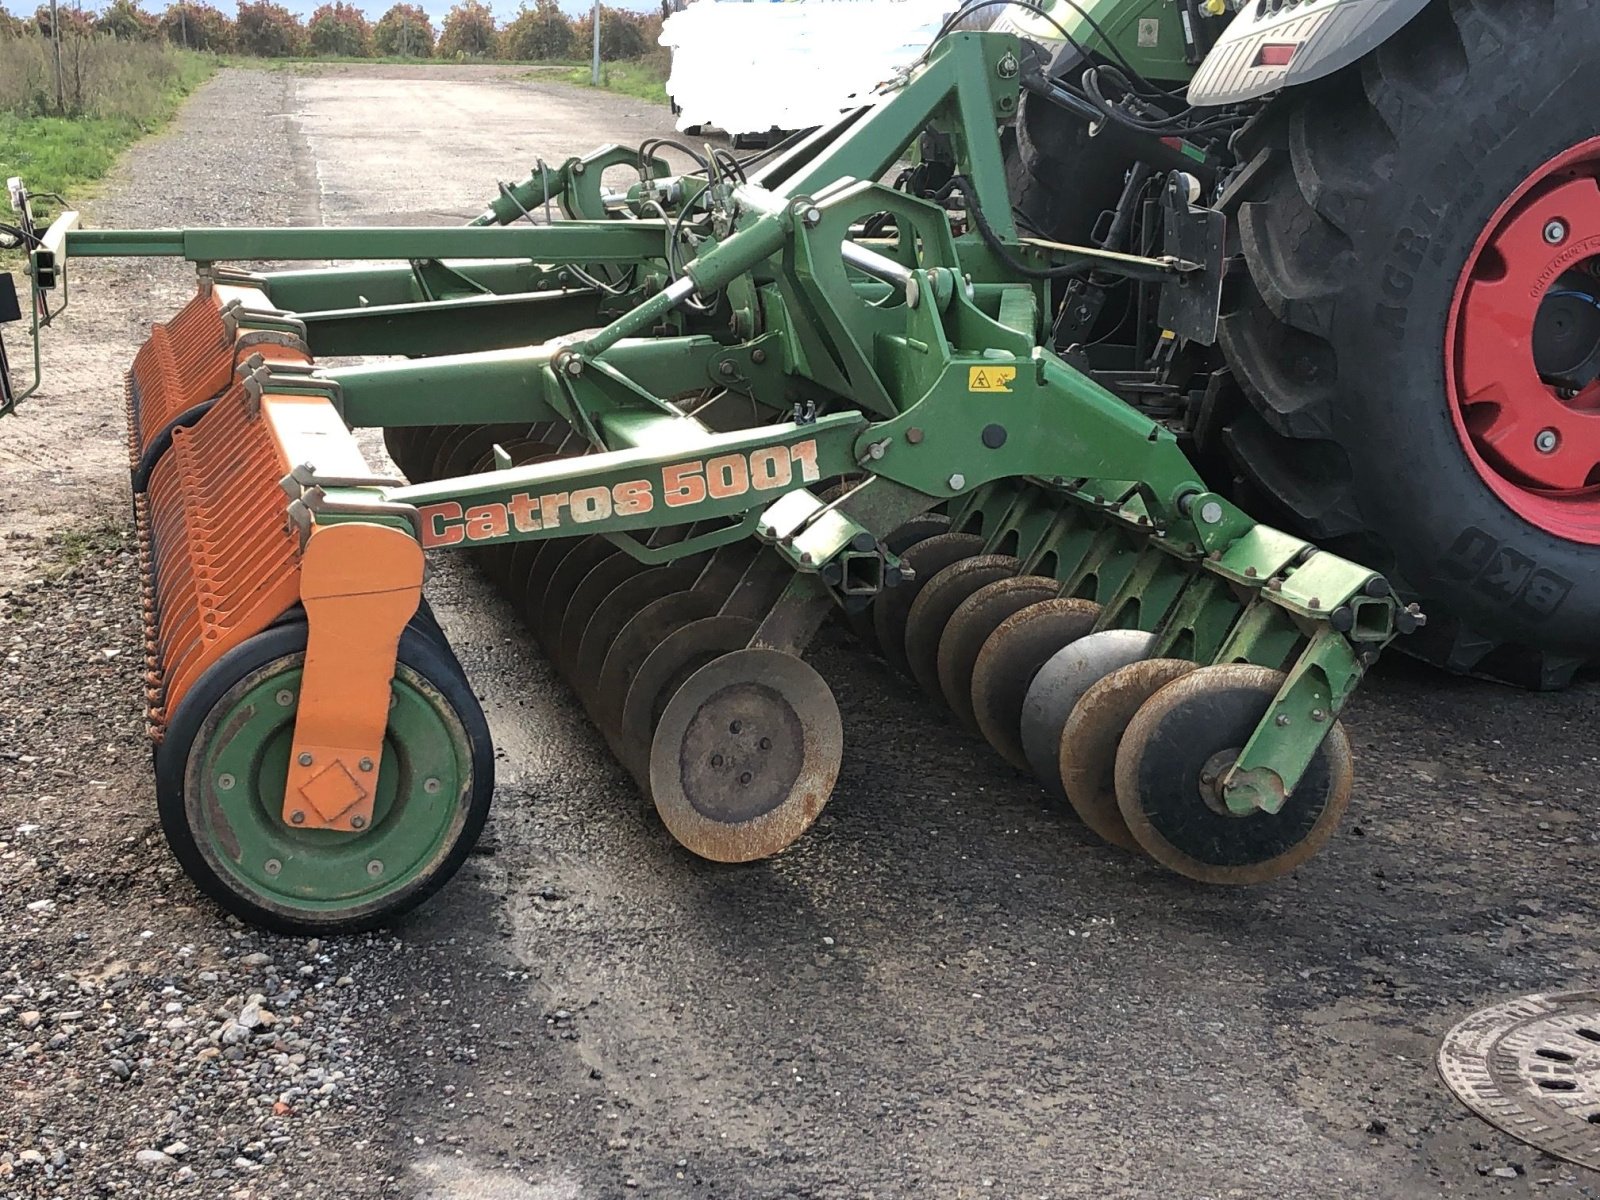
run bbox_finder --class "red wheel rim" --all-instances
[1448,137,1600,543]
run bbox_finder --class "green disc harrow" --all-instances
[0,31,1420,932]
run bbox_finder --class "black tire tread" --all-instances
[1217,0,1600,689]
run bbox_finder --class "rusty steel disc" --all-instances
[410,425,461,484]
[1059,658,1198,852]
[382,426,424,479]
[479,448,564,587]
[593,591,721,747]
[574,564,704,715]
[1114,664,1353,885]
[531,534,617,649]
[1020,629,1154,801]
[553,552,646,680]
[435,423,536,480]
[1439,990,1600,1171]
[451,432,557,480]
[501,541,547,601]
[616,615,757,788]
[970,598,1101,771]
[845,513,951,653]
[935,575,1060,734]
[650,648,842,862]
[873,532,985,678]
[903,554,1020,699]
[471,443,560,584]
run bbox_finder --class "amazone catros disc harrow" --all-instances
[0,33,1420,933]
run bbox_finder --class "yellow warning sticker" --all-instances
[968,366,1016,393]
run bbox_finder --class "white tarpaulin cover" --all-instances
[661,0,960,137]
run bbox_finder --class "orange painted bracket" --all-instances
[281,521,424,833]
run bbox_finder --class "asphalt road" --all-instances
[6,63,1600,1200]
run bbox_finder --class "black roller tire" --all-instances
[157,622,494,935]
[1215,0,1600,689]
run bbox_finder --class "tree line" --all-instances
[0,0,664,61]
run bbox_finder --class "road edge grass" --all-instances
[563,52,670,106]
[0,52,219,207]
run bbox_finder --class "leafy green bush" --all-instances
[235,0,302,56]
[97,0,159,41]
[500,0,573,62]
[373,2,432,57]
[437,0,494,58]
[0,28,209,118]
[0,34,214,201]
[159,2,234,52]
[306,0,369,56]
[572,6,656,61]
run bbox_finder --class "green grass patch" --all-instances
[45,522,128,579]
[564,51,669,106]
[0,42,216,204]
[1,112,158,200]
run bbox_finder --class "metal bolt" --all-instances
[1536,428,1560,454]
[729,720,742,734]
[1311,709,1327,722]
[1199,501,1224,525]
[759,737,771,751]
[711,753,724,767]
[739,771,753,785]
[905,427,924,445]
[1275,714,1291,727]
[751,348,767,365]
[290,811,306,825]
[718,360,736,377]
[947,473,966,491]
[275,689,294,707]
[297,752,314,767]
[358,757,373,773]
[571,161,585,174]
[423,777,442,795]
[564,356,584,377]
[217,773,235,792]
[1199,770,1216,786]
[351,815,367,830]
[264,858,282,876]
[366,860,384,877]
[803,206,822,227]
[1545,219,1568,245]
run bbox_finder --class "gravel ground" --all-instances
[4,62,1600,1200]
[0,70,400,1200]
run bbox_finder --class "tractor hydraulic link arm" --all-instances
[471,143,674,226]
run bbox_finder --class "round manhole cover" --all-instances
[1439,990,1600,1169]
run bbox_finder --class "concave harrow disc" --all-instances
[1114,664,1354,885]
[650,648,842,862]
[1059,658,1197,852]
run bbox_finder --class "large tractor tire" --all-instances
[1008,86,1129,241]
[1217,0,1600,688]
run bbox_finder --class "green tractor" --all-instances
[1000,0,1600,688]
